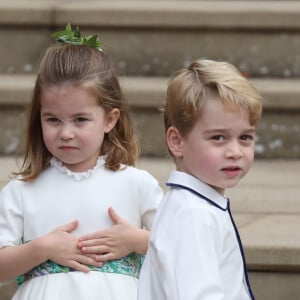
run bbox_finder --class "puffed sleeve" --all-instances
[138,170,163,230]
[0,180,24,248]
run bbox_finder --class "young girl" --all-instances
[0,27,163,299]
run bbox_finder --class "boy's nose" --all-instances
[225,141,243,159]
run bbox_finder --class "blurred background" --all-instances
[0,0,299,299]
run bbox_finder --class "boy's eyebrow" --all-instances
[203,128,256,134]
[242,128,256,133]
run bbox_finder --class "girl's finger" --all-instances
[80,245,110,254]
[78,237,109,248]
[94,252,116,262]
[108,207,123,224]
[75,254,104,268]
[57,220,78,233]
[68,260,90,273]
[79,230,109,241]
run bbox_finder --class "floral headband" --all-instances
[53,23,102,50]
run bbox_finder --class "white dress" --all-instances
[0,156,163,300]
[138,170,254,300]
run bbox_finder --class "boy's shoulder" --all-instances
[164,187,220,214]
[166,170,228,210]
[153,186,228,242]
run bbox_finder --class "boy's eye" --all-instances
[212,135,225,141]
[240,135,254,141]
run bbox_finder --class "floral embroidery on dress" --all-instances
[16,252,144,286]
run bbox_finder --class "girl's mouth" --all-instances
[59,146,77,151]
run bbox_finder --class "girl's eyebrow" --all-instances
[41,112,56,117]
[71,112,94,119]
[41,111,91,116]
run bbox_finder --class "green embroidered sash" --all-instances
[16,252,143,286]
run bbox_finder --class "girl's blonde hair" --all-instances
[17,44,139,181]
[164,59,263,137]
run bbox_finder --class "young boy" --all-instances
[138,59,262,300]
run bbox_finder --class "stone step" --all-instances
[1,1,300,77]
[0,74,300,158]
[1,156,300,299]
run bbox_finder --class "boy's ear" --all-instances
[166,126,183,158]
[104,108,120,133]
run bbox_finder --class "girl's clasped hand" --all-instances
[45,207,148,273]
[78,207,150,262]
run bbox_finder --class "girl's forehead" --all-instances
[40,84,100,109]
[42,82,80,92]
[42,83,95,98]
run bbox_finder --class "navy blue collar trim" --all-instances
[166,182,228,211]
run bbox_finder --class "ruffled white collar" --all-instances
[50,156,105,181]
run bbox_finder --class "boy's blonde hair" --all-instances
[163,59,262,137]
[17,44,139,181]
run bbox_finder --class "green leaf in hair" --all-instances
[53,23,102,49]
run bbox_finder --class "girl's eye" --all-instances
[74,117,88,123]
[47,117,60,123]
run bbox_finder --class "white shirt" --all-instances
[138,170,254,300]
[0,157,163,300]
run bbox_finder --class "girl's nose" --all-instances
[59,124,75,140]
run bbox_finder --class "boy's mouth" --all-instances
[221,166,242,177]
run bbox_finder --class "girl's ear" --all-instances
[166,126,183,158]
[104,108,120,133]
